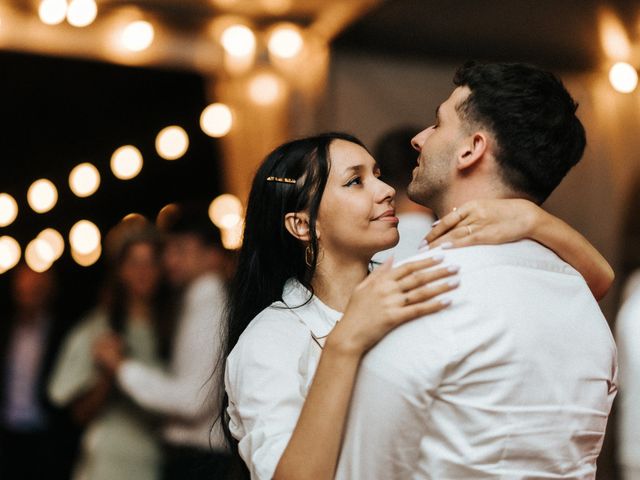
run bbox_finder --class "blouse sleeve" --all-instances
[48,312,105,407]
[225,312,311,480]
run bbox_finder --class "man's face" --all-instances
[408,86,471,210]
[163,233,208,288]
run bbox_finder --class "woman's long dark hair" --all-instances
[216,132,366,477]
[104,227,174,360]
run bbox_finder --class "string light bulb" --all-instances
[69,162,101,197]
[268,24,304,59]
[200,103,233,138]
[0,193,18,227]
[111,145,143,180]
[121,20,155,52]
[67,0,98,27]
[156,126,189,160]
[221,25,256,57]
[27,179,58,214]
[39,0,67,25]
[609,62,638,93]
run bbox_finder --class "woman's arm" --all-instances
[70,373,114,425]
[425,199,614,300]
[273,257,458,480]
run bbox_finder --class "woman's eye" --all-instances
[346,177,362,187]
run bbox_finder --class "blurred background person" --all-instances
[616,280,640,480]
[0,264,77,480]
[372,126,436,263]
[49,218,170,480]
[94,204,231,480]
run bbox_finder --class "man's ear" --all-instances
[284,212,311,242]
[456,132,488,171]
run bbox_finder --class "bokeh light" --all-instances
[200,103,233,138]
[221,25,256,57]
[37,228,64,261]
[609,62,638,93]
[111,145,143,180]
[248,72,283,105]
[0,236,21,273]
[27,179,58,214]
[209,194,243,229]
[39,0,67,26]
[221,221,244,250]
[67,0,98,27]
[268,24,304,59]
[156,126,189,160]
[0,193,18,227]
[121,20,154,52]
[25,238,54,273]
[69,220,101,255]
[69,162,101,197]
[71,243,102,267]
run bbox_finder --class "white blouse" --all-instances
[225,279,342,480]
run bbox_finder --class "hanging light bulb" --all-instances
[609,62,638,93]
[27,179,58,214]
[67,0,98,27]
[200,103,233,138]
[156,126,189,160]
[0,193,18,227]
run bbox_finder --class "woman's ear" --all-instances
[457,131,488,171]
[284,212,311,242]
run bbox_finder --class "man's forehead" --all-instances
[443,86,471,112]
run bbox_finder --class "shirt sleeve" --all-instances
[117,277,225,419]
[225,314,310,480]
[48,314,103,407]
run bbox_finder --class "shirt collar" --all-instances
[281,278,342,339]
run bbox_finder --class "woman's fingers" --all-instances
[396,265,459,292]
[389,256,444,281]
[425,206,471,243]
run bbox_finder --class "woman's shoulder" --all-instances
[228,303,312,368]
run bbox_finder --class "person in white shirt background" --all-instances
[616,269,640,480]
[372,126,435,263]
[336,61,617,479]
[94,204,231,480]
[221,125,614,479]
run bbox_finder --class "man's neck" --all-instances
[434,180,511,219]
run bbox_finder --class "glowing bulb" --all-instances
[209,194,243,229]
[248,72,282,105]
[25,238,53,273]
[69,220,101,255]
[221,221,244,250]
[200,103,233,138]
[37,228,64,261]
[221,25,256,57]
[268,25,304,59]
[0,236,21,272]
[121,20,154,52]
[67,0,97,27]
[69,163,100,197]
[27,179,58,214]
[0,193,18,227]
[156,126,189,160]
[39,0,67,25]
[71,243,101,267]
[111,145,143,180]
[609,62,638,93]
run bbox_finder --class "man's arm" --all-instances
[116,279,225,419]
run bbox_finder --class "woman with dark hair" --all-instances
[49,219,171,480]
[222,132,612,480]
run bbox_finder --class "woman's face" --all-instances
[316,139,399,261]
[119,241,162,301]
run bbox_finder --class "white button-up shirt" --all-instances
[225,279,341,480]
[616,274,640,480]
[336,240,617,480]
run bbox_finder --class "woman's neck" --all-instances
[311,251,370,313]
[127,298,152,323]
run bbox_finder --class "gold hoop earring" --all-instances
[305,245,314,267]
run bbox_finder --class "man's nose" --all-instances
[411,129,428,151]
